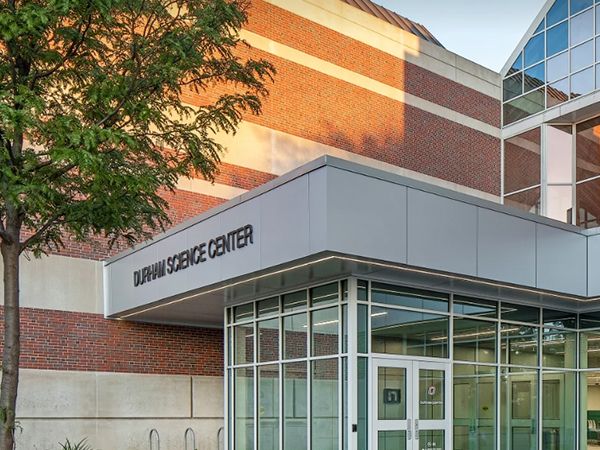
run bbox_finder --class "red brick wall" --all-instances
[187,46,501,195]
[29,189,226,261]
[27,0,501,263]
[213,162,276,190]
[9,1,503,385]
[8,307,223,375]
[245,0,500,127]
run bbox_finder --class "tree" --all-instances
[0,0,274,447]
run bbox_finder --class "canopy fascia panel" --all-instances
[104,156,600,326]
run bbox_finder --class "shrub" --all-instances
[59,439,93,450]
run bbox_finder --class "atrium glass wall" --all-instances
[501,115,600,226]
[360,281,579,450]
[503,128,541,214]
[547,125,574,223]
[503,0,600,125]
[576,116,600,227]
[226,278,596,450]
[227,281,348,450]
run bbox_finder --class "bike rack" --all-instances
[149,428,160,450]
[184,427,196,450]
[217,426,225,450]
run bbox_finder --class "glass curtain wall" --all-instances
[576,116,600,227]
[503,0,600,125]
[357,280,578,450]
[228,278,592,450]
[500,118,600,227]
[580,311,600,449]
[227,281,348,450]
[546,125,574,223]
[503,125,574,222]
[503,128,542,214]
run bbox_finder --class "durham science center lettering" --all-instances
[133,224,254,287]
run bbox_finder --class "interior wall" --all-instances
[589,385,600,410]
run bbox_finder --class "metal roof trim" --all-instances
[341,0,444,48]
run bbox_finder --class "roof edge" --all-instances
[341,0,444,48]
[500,0,555,77]
[105,153,588,266]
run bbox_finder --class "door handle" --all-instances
[407,419,412,440]
[415,419,419,440]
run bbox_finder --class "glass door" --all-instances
[373,359,412,450]
[453,365,496,450]
[373,358,451,450]
[416,361,450,450]
[501,369,538,450]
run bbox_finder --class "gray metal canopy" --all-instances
[104,156,600,327]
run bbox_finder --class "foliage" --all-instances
[0,1,274,448]
[59,438,93,450]
[0,0,275,253]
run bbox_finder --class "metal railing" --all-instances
[149,428,160,450]
[184,427,196,450]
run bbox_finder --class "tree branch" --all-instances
[19,213,63,252]
[30,1,94,84]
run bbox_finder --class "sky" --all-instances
[376,0,548,72]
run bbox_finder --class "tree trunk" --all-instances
[0,241,20,450]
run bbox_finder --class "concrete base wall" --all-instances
[14,369,224,450]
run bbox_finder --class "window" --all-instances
[312,359,339,450]
[371,283,449,312]
[547,52,569,82]
[572,0,593,16]
[504,187,541,215]
[547,126,573,184]
[525,34,545,67]
[509,53,523,75]
[504,89,545,125]
[227,281,347,450]
[227,282,589,450]
[547,78,569,107]
[503,0,600,123]
[235,367,255,450]
[454,318,496,363]
[500,368,538,450]
[371,306,449,358]
[454,365,496,450]
[547,0,567,27]
[503,128,541,195]
[546,125,574,223]
[571,9,594,46]
[547,22,569,57]
[525,63,545,92]
[504,73,523,101]
[576,116,600,228]
[571,67,595,97]
[258,365,279,450]
[571,40,594,73]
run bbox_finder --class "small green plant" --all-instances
[59,439,93,450]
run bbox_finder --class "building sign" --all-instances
[133,224,254,287]
[383,389,401,404]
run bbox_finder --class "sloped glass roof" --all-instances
[503,0,600,126]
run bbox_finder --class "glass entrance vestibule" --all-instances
[225,277,600,450]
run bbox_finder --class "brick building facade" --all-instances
[9,1,502,448]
